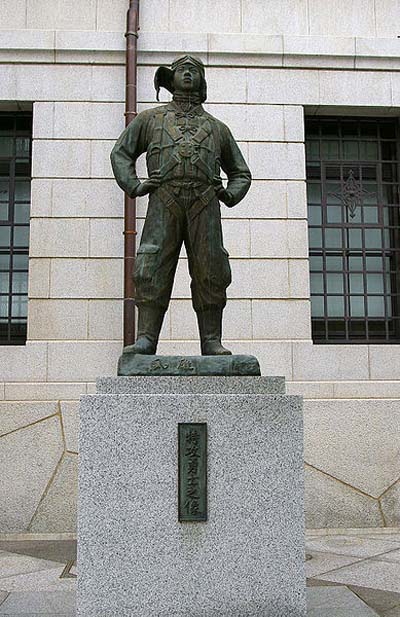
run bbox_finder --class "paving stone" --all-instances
[305,550,365,579]
[0,417,64,532]
[0,567,75,592]
[307,585,379,616]
[318,559,400,593]
[0,590,76,615]
[381,480,400,527]
[0,403,57,437]
[306,535,400,559]
[348,585,400,614]
[0,552,58,579]
[29,454,78,534]
[305,466,383,528]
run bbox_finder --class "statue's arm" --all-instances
[110,114,148,198]
[219,125,252,207]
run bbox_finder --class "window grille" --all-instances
[0,113,32,345]
[306,117,400,343]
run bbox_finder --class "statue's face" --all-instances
[172,62,202,93]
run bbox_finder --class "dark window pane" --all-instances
[381,142,397,161]
[360,122,377,138]
[14,226,29,247]
[0,117,14,132]
[341,121,359,137]
[15,160,30,176]
[0,254,9,269]
[0,271,9,293]
[13,254,28,270]
[321,121,339,137]
[14,204,30,224]
[0,137,13,156]
[0,226,10,247]
[12,271,28,294]
[15,116,31,131]
[380,122,396,139]
[14,181,30,202]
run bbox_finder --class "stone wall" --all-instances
[0,0,400,532]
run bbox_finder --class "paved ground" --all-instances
[0,529,399,615]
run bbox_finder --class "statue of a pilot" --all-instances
[111,55,251,356]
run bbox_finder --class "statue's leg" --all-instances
[185,194,232,356]
[125,189,183,355]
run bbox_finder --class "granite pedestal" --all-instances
[77,377,306,617]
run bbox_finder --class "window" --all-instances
[0,113,32,345]
[306,117,400,343]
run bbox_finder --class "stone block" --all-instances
[287,181,307,219]
[230,259,290,298]
[286,381,335,399]
[208,33,282,60]
[47,341,121,381]
[61,402,79,453]
[333,381,400,399]
[369,346,400,380]
[0,402,57,437]
[288,220,309,258]
[55,30,123,52]
[89,219,123,258]
[49,258,123,299]
[90,140,114,179]
[250,220,289,258]
[284,35,356,60]
[242,0,308,35]
[292,342,369,381]
[375,0,400,37]
[30,453,78,533]
[284,105,304,142]
[0,66,17,100]
[220,219,250,257]
[206,103,286,142]
[234,180,287,219]
[4,382,85,401]
[0,0,26,28]
[15,64,93,102]
[96,376,286,395]
[247,69,320,105]
[52,102,124,140]
[30,218,89,258]
[88,299,123,340]
[30,179,52,217]
[229,341,293,380]
[304,399,400,498]
[0,344,47,382]
[78,387,305,616]
[28,299,88,340]
[204,68,247,104]
[91,65,124,103]
[26,0,96,29]
[305,466,383,529]
[0,416,64,532]
[28,258,50,299]
[319,70,392,107]
[309,0,375,36]
[32,140,91,178]
[380,479,400,527]
[0,383,4,400]
[169,299,252,340]
[169,0,241,33]
[51,179,124,218]
[32,102,54,139]
[288,259,310,298]
[249,143,305,180]
[252,300,311,339]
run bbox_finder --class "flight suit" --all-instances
[111,100,251,353]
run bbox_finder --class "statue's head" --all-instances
[154,55,207,103]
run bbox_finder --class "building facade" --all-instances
[1,0,400,533]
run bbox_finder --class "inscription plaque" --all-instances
[178,423,207,522]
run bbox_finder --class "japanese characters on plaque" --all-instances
[178,423,207,522]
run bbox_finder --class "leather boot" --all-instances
[197,307,232,356]
[124,304,165,355]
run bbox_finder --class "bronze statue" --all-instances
[111,55,251,356]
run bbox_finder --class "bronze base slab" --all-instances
[117,353,261,376]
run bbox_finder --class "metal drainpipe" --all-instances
[123,0,140,346]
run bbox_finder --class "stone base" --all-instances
[118,353,261,376]
[78,377,306,617]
